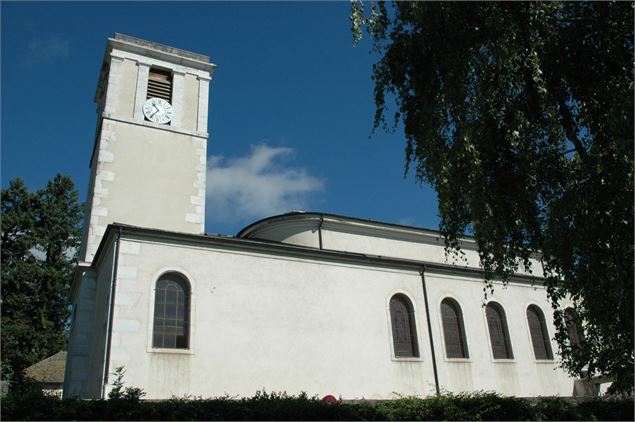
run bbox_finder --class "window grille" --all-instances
[486,302,513,359]
[527,305,553,360]
[153,273,189,349]
[441,298,469,358]
[389,294,419,358]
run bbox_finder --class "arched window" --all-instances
[441,298,469,358]
[389,294,419,358]
[526,305,553,360]
[153,273,190,349]
[564,307,582,347]
[486,302,513,359]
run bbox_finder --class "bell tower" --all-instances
[80,34,216,262]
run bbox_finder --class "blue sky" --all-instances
[1,1,440,236]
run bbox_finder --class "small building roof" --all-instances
[24,351,66,384]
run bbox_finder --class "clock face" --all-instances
[143,97,174,124]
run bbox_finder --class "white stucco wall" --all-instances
[425,273,573,396]
[115,58,138,119]
[181,74,200,131]
[90,119,205,235]
[85,244,118,398]
[64,239,116,398]
[242,215,545,278]
[105,237,436,399]
[88,232,574,400]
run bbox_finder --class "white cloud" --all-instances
[206,144,324,223]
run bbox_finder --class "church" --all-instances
[63,34,582,400]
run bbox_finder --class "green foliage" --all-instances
[352,1,634,393]
[108,366,146,401]
[1,390,633,420]
[373,393,534,420]
[1,175,83,384]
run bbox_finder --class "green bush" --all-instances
[577,398,635,421]
[1,390,632,421]
[373,393,535,420]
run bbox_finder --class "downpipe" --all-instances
[420,266,440,396]
[318,213,324,250]
[101,227,122,399]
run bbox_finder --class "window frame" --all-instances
[525,304,554,361]
[564,307,583,348]
[484,301,515,361]
[388,293,421,360]
[147,270,195,355]
[439,297,470,360]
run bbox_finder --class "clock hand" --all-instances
[150,104,167,119]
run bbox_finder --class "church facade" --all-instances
[64,34,580,400]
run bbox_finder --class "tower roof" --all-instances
[113,33,210,63]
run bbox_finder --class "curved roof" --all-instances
[237,211,466,262]
[236,212,542,278]
[237,211,460,240]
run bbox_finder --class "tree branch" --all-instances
[557,97,588,161]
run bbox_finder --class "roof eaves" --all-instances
[94,223,541,285]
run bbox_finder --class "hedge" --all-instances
[2,389,633,421]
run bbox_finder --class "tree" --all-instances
[352,1,633,393]
[1,175,83,384]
